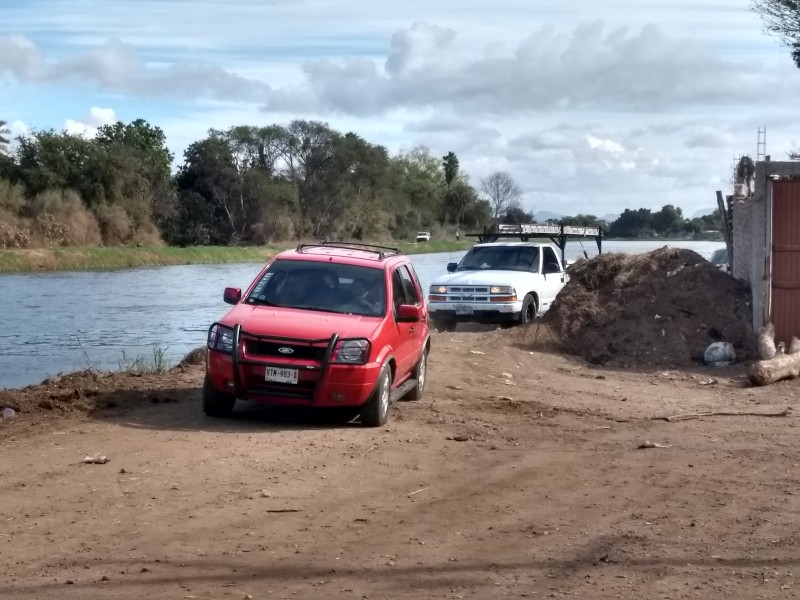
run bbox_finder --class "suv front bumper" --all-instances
[206,324,381,408]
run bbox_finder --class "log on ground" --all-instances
[748,352,800,386]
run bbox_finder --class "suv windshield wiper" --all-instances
[246,298,278,306]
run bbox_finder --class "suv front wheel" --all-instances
[361,364,392,427]
[202,375,237,418]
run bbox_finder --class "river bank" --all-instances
[0,240,475,273]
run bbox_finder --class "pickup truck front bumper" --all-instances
[428,300,523,324]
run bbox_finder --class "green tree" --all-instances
[0,120,9,155]
[608,208,653,238]
[752,0,800,67]
[651,204,684,235]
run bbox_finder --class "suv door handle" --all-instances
[409,326,416,333]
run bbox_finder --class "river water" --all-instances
[0,240,724,389]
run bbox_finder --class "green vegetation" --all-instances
[119,345,172,375]
[753,0,800,68]
[0,114,725,274]
[0,240,475,273]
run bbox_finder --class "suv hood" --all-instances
[221,305,382,341]
[431,270,537,287]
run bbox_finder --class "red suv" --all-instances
[204,242,431,426]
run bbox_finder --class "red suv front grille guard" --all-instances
[225,323,340,401]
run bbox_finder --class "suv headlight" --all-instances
[490,286,515,295]
[333,339,370,365]
[208,324,235,354]
[430,285,447,294]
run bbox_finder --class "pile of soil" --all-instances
[544,247,756,367]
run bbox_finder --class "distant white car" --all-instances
[415,231,431,243]
[426,241,568,331]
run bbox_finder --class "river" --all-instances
[0,240,724,389]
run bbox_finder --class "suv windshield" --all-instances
[456,246,540,272]
[245,259,387,317]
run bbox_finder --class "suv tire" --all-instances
[361,364,392,427]
[202,375,236,418]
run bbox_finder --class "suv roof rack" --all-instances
[295,241,403,260]
[466,223,603,264]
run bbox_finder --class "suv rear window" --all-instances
[246,259,387,317]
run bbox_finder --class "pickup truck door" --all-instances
[539,246,566,313]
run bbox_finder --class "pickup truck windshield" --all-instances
[245,259,387,317]
[457,246,540,272]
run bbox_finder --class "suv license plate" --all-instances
[265,367,299,385]
[455,304,473,316]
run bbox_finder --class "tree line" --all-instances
[0,117,720,249]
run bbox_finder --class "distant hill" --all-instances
[691,207,717,219]
[534,211,565,222]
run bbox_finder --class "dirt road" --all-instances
[2,328,800,599]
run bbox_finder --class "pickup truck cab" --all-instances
[427,242,568,331]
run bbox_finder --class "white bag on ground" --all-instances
[704,342,736,367]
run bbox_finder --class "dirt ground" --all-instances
[2,327,800,599]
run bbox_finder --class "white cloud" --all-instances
[1,0,799,216]
[62,106,117,138]
[0,36,271,102]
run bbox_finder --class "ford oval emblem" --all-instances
[278,347,294,355]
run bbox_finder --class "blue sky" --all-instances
[2,0,799,217]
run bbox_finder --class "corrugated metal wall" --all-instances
[770,180,800,342]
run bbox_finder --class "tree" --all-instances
[651,205,684,235]
[501,205,534,225]
[480,171,523,223]
[752,1,800,67]
[0,120,9,155]
[442,151,463,228]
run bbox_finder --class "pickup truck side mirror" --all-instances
[447,262,458,273]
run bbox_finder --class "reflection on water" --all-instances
[0,240,723,389]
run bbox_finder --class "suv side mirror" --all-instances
[223,287,242,305]
[397,304,421,322]
[447,262,458,273]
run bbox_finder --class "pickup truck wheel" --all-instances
[432,319,456,333]
[202,375,236,418]
[406,349,428,401]
[361,364,392,427]
[519,294,538,325]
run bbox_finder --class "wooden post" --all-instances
[716,190,733,272]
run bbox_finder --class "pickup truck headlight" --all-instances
[430,285,447,294]
[208,324,235,354]
[490,286,515,295]
[333,339,370,365]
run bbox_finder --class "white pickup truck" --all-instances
[426,242,569,332]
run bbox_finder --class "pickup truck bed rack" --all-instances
[466,224,603,264]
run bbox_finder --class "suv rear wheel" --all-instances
[202,375,236,418]
[406,348,428,401]
[361,364,392,427]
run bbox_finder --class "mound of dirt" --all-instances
[543,247,755,367]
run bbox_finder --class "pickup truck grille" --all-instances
[444,286,490,302]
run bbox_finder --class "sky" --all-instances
[2,0,800,218]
